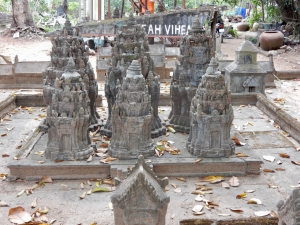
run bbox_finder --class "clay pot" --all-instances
[259,31,284,51]
[236,22,250,31]
[253,22,259,32]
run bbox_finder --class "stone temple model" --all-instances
[44,57,95,160]
[111,155,170,225]
[169,15,214,133]
[108,60,154,159]
[101,12,165,138]
[186,58,235,157]
[43,25,99,160]
[43,25,99,127]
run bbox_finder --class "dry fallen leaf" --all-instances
[263,168,275,173]
[235,153,249,157]
[79,192,87,199]
[218,214,231,216]
[194,158,202,164]
[254,211,271,217]
[1,133,7,137]
[276,167,285,171]
[248,198,262,204]
[100,156,117,163]
[92,187,111,193]
[167,126,176,133]
[17,190,25,197]
[231,136,246,146]
[2,154,9,157]
[192,205,203,213]
[229,176,240,187]
[270,211,278,218]
[221,182,230,189]
[87,155,93,162]
[244,190,255,193]
[8,206,32,224]
[279,153,290,158]
[263,155,275,162]
[176,177,186,182]
[195,195,203,202]
[41,176,52,183]
[174,188,181,193]
[199,175,224,183]
[6,126,15,131]
[0,200,9,207]
[31,198,37,208]
[291,161,300,166]
[230,208,244,213]
[236,192,247,199]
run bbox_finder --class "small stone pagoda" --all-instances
[102,12,165,138]
[44,58,95,160]
[225,40,267,93]
[169,15,214,133]
[111,155,170,225]
[187,58,235,157]
[43,25,99,127]
[108,60,154,159]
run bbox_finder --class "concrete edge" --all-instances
[256,93,300,143]
[0,93,16,118]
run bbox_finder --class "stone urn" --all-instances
[259,31,284,51]
[253,22,259,31]
[236,22,250,31]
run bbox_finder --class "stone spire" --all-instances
[169,15,213,133]
[186,57,235,157]
[108,60,154,159]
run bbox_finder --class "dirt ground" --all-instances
[0,33,299,72]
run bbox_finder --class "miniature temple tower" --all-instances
[169,15,213,133]
[44,58,95,160]
[102,12,165,138]
[43,25,99,127]
[111,155,170,225]
[108,60,154,159]
[186,58,235,157]
[225,40,267,94]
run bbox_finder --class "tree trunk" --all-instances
[275,0,299,22]
[11,0,34,28]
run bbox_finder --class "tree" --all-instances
[11,0,34,27]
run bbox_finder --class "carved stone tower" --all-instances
[169,15,214,133]
[102,12,165,138]
[186,58,235,157]
[44,58,95,160]
[108,60,154,159]
[111,155,170,225]
[43,26,99,127]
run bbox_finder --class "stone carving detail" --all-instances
[108,60,154,159]
[187,58,235,157]
[277,189,300,225]
[44,57,95,160]
[43,26,99,127]
[102,12,165,138]
[225,40,267,94]
[112,7,120,19]
[111,155,170,225]
[169,15,213,133]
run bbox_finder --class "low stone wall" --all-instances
[0,94,16,118]
[256,93,300,143]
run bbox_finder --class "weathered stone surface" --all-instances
[187,57,235,157]
[169,15,214,133]
[111,155,170,225]
[101,12,165,138]
[225,40,267,94]
[43,26,99,126]
[44,57,95,160]
[108,60,154,159]
[277,189,300,225]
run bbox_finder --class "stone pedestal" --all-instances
[169,14,213,133]
[108,60,154,159]
[187,58,235,157]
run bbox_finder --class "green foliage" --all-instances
[248,11,263,26]
[0,0,12,12]
[248,37,257,44]
[228,28,239,38]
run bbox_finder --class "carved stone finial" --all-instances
[126,60,143,78]
[65,57,76,72]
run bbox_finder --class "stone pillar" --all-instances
[89,0,93,21]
